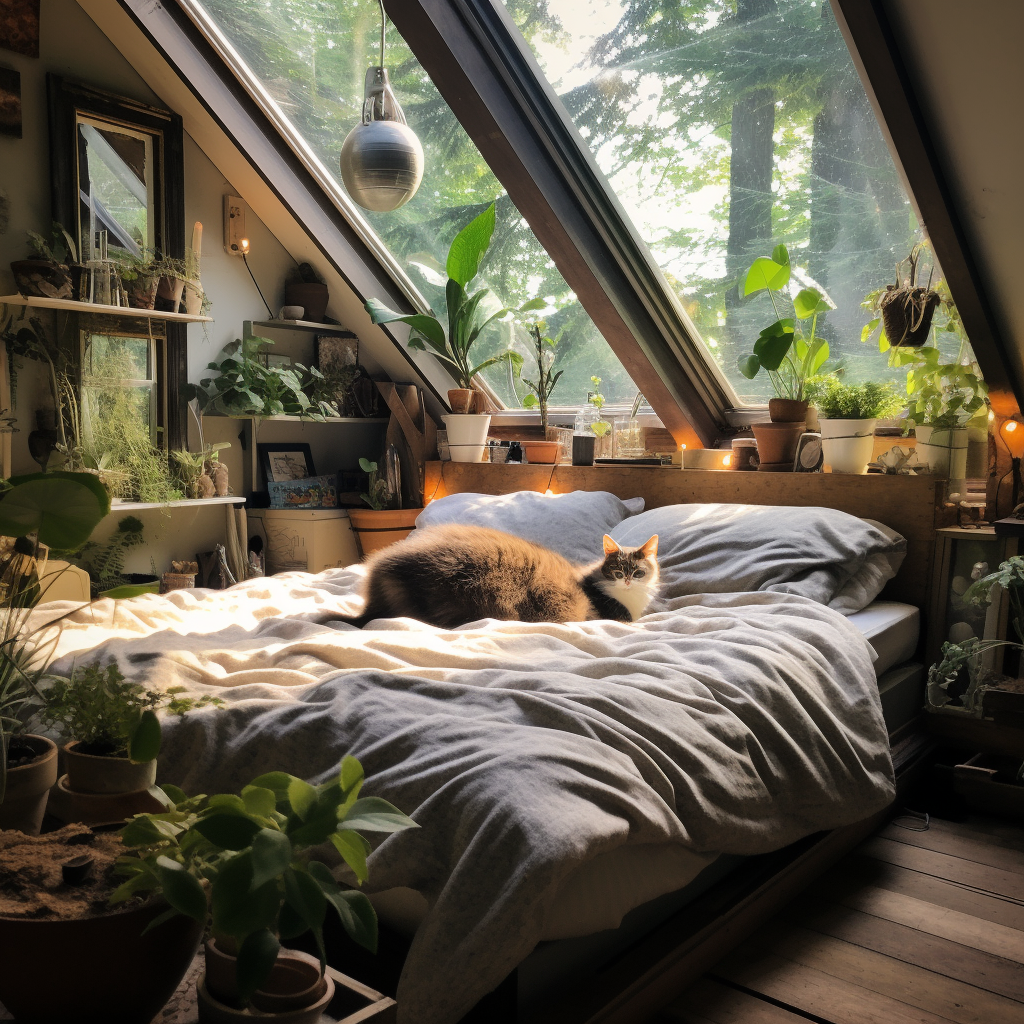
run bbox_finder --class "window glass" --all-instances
[193,0,643,408]
[506,0,948,403]
[80,333,157,451]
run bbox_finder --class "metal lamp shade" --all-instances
[340,119,424,213]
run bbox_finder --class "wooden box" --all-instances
[247,509,360,575]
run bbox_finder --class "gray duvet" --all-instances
[37,568,895,1024]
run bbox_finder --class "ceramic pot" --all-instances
[155,274,186,313]
[284,282,329,323]
[819,418,877,475]
[442,413,491,463]
[768,398,809,424]
[751,421,804,467]
[127,274,159,310]
[916,426,969,478]
[204,940,329,1013]
[347,507,422,557]
[521,440,560,464]
[182,280,204,316]
[64,740,157,795]
[731,438,758,471]
[447,388,477,415]
[46,774,164,826]
[196,972,334,1024]
[0,735,57,834]
[0,898,203,1024]
[10,260,72,300]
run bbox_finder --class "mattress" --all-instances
[848,600,920,676]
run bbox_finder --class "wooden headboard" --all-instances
[423,462,945,610]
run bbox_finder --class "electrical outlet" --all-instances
[224,195,246,255]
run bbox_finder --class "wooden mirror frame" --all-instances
[46,74,188,450]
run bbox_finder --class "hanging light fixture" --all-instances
[340,0,423,213]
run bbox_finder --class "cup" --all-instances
[279,305,304,320]
[572,434,596,466]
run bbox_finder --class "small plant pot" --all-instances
[447,388,477,415]
[10,259,72,300]
[46,774,165,826]
[0,898,203,1024]
[915,426,969,478]
[347,507,422,557]
[730,438,758,471]
[880,285,940,347]
[0,734,57,834]
[155,274,186,312]
[197,971,334,1024]
[182,279,205,316]
[521,440,560,464]
[284,281,329,323]
[768,398,808,424]
[204,940,330,1013]
[442,413,492,463]
[64,740,158,795]
[751,421,804,466]
[126,274,160,310]
[161,571,197,593]
[819,418,877,475]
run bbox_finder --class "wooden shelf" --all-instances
[209,413,388,424]
[246,318,352,334]
[0,293,213,323]
[109,496,245,511]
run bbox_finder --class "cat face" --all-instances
[600,534,659,591]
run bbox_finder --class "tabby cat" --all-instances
[342,525,659,629]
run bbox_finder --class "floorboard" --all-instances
[663,814,1024,1024]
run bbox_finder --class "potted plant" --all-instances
[35,660,222,825]
[70,515,159,599]
[152,253,190,313]
[0,470,110,833]
[347,456,420,556]
[864,245,941,349]
[365,203,542,462]
[110,247,160,310]
[518,320,563,464]
[111,755,417,1020]
[572,377,614,459]
[11,225,77,300]
[737,244,832,467]
[0,823,206,1024]
[285,262,329,323]
[806,377,904,475]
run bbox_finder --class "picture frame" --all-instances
[258,443,315,485]
[0,0,40,59]
[268,475,338,510]
[793,432,824,473]
[0,67,22,138]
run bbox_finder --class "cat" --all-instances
[341,525,659,630]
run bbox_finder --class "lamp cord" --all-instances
[241,252,274,319]
[379,0,386,67]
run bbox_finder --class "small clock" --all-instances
[793,432,823,472]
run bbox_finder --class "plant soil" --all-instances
[5,739,42,769]
[0,824,130,920]
[75,739,125,758]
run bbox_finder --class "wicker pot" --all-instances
[768,398,809,424]
[751,421,804,467]
[0,735,57,834]
[347,508,422,557]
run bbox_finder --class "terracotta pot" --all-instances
[46,774,165,826]
[204,939,329,1013]
[768,398,809,424]
[347,507,422,557]
[155,274,186,313]
[448,388,476,415]
[197,971,334,1024]
[0,735,57,835]
[10,260,72,300]
[521,440,560,464]
[751,421,804,467]
[64,740,157,795]
[0,898,203,1024]
[182,280,204,316]
[284,282,329,323]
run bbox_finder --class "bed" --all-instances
[30,493,915,1024]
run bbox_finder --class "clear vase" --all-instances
[615,417,645,457]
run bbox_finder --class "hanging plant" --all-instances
[874,245,940,349]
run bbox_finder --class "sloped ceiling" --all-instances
[884,0,1024,402]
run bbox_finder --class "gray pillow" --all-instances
[610,503,906,613]
[415,490,645,564]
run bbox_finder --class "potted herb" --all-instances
[110,246,160,310]
[112,755,417,1019]
[11,225,77,300]
[806,377,904,475]
[71,514,160,599]
[347,456,420,556]
[366,203,541,462]
[519,320,563,464]
[737,244,832,467]
[0,470,110,833]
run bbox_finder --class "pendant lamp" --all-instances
[340,0,424,213]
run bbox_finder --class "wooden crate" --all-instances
[325,967,397,1024]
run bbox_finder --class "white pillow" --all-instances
[415,490,645,564]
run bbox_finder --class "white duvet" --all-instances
[32,567,895,1024]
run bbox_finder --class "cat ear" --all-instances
[640,535,658,557]
[603,534,619,555]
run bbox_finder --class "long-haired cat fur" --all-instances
[343,525,659,629]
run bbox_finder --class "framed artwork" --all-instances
[315,333,358,375]
[0,66,21,138]
[0,0,39,58]
[258,442,315,485]
[268,475,338,510]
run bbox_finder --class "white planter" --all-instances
[819,418,876,474]
[916,426,968,478]
[442,413,491,463]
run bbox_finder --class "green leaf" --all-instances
[250,828,293,890]
[340,756,364,795]
[810,340,830,374]
[211,851,276,938]
[308,861,378,953]
[128,710,161,764]
[446,203,495,286]
[522,394,537,408]
[193,814,262,850]
[364,300,447,352]
[208,794,248,815]
[283,868,327,965]
[518,297,547,312]
[793,287,829,319]
[120,815,171,847]
[0,472,110,548]
[236,929,280,1004]
[140,906,179,936]
[154,856,207,922]
[738,354,761,379]
[743,256,790,296]
[772,244,790,267]
[338,797,419,834]
[287,778,318,821]
[242,786,278,818]
[330,829,371,884]
[861,318,880,343]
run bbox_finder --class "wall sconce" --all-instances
[999,417,1024,509]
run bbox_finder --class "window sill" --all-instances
[109,496,246,511]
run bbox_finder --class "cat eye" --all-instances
[633,570,645,579]
[611,570,624,579]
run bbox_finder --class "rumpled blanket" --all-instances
[32,568,895,1024]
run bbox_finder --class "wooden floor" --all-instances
[656,813,1024,1024]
